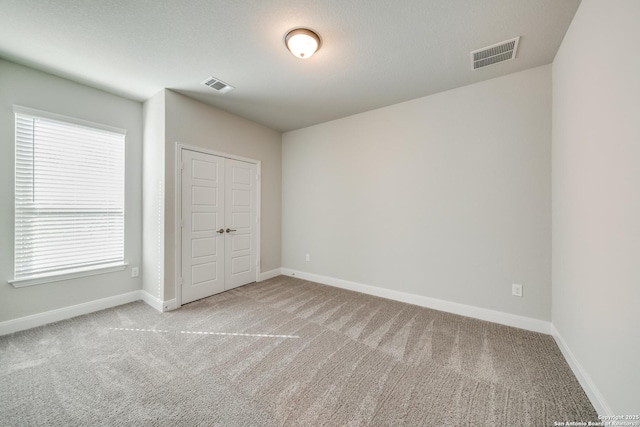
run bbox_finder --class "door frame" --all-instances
[174,142,261,308]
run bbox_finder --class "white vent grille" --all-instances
[471,37,520,70]
[201,76,234,94]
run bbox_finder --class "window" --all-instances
[11,106,126,287]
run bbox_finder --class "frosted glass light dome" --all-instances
[285,28,321,59]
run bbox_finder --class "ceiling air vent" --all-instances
[201,76,234,94]
[471,37,520,70]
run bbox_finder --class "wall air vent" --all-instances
[471,37,520,70]
[201,76,234,94]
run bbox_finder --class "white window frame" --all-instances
[9,106,127,288]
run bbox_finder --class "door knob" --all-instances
[216,228,225,234]
[226,228,237,233]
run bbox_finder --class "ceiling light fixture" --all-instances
[284,28,321,59]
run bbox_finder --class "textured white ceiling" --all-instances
[0,0,580,132]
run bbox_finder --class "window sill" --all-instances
[9,262,128,288]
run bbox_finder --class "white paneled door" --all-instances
[181,149,257,305]
[225,159,258,290]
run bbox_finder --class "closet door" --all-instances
[224,159,257,289]
[181,150,225,304]
[180,149,258,305]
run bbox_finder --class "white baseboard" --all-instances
[162,298,178,311]
[259,268,282,281]
[281,268,551,335]
[141,290,163,312]
[141,291,178,312]
[0,290,142,336]
[551,325,611,416]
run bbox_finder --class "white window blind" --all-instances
[13,107,125,283]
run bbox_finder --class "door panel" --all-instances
[181,150,225,304]
[225,159,257,289]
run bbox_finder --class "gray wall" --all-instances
[0,59,143,322]
[552,0,640,414]
[163,90,282,302]
[282,65,552,321]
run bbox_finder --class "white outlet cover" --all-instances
[512,283,523,297]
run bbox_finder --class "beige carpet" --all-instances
[0,275,597,426]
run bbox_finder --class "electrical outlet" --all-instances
[305,254,311,262]
[131,267,139,278]
[512,283,523,297]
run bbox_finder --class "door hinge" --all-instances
[256,173,260,182]
[181,161,184,171]
[179,277,183,286]
[180,219,184,228]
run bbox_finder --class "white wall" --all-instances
[552,0,640,414]
[283,65,551,321]
[163,90,282,302]
[142,90,165,301]
[0,59,143,322]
